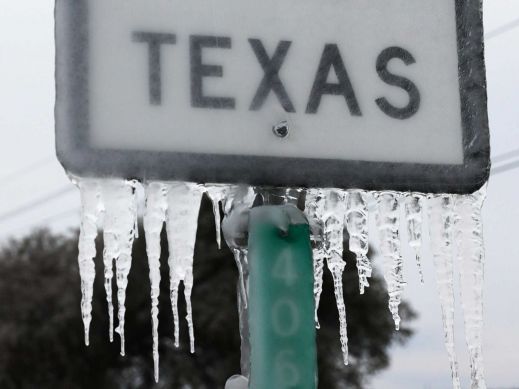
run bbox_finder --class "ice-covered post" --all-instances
[248,205,317,389]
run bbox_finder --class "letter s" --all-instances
[375,47,420,120]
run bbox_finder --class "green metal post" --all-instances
[248,206,317,389]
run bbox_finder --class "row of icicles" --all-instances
[75,178,486,388]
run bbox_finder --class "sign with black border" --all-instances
[55,0,490,194]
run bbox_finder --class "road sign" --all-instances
[56,0,490,194]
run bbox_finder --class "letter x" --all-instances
[249,39,295,113]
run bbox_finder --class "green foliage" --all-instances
[0,196,415,388]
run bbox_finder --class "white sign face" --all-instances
[56,0,490,193]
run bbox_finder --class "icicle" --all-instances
[77,180,101,346]
[237,283,251,378]
[219,185,256,376]
[404,193,425,283]
[222,185,256,308]
[454,190,487,389]
[144,182,168,382]
[281,188,302,205]
[312,249,325,330]
[256,187,302,206]
[345,191,372,294]
[322,189,349,365]
[305,189,326,328]
[205,185,231,249]
[222,186,256,217]
[100,180,138,355]
[166,182,204,354]
[232,247,249,309]
[100,182,117,343]
[428,194,461,389]
[375,191,406,330]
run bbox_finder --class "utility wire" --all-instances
[490,147,519,176]
[486,17,519,40]
[491,159,519,176]
[0,207,81,237]
[492,147,519,164]
[0,207,80,238]
[0,156,54,184]
[0,185,75,224]
[39,208,80,225]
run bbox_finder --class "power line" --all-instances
[0,156,54,184]
[0,185,75,224]
[0,207,80,238]
[486,17,519,40]
[492,147,519,164]
[491,159,519,176]
[39,208,80,225]
[490,147,519,176]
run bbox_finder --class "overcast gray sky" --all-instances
[0,1,518,388]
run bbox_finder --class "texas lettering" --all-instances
[133,32,421,120]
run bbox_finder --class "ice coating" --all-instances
[322,189,349,365]
[454,190,487,389]
[166,182,204,353]
[77,180,102,346]
[220,185,256,376]
[70,177,489,388]
[311,247,325,329]
[305,188,349,363]
[428,194,461,389]
[404,193,425,283]
[280,188,302,205]
[375,191,406,330]
[100,182,119,343]
[234,249,250,310]
[258,187,302,206]
[103,180,138,356]
[221,186,256,217]
[99,180,138,353]
[144,183,169,382]
[305,189,326,327]
[222,186,256,308]
[345,191,372,294]
[205,185,230,249]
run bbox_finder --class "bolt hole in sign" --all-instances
[55,0,490,194]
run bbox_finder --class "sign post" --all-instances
[248,206,317,389]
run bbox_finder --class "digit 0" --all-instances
[272,298,300,337]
